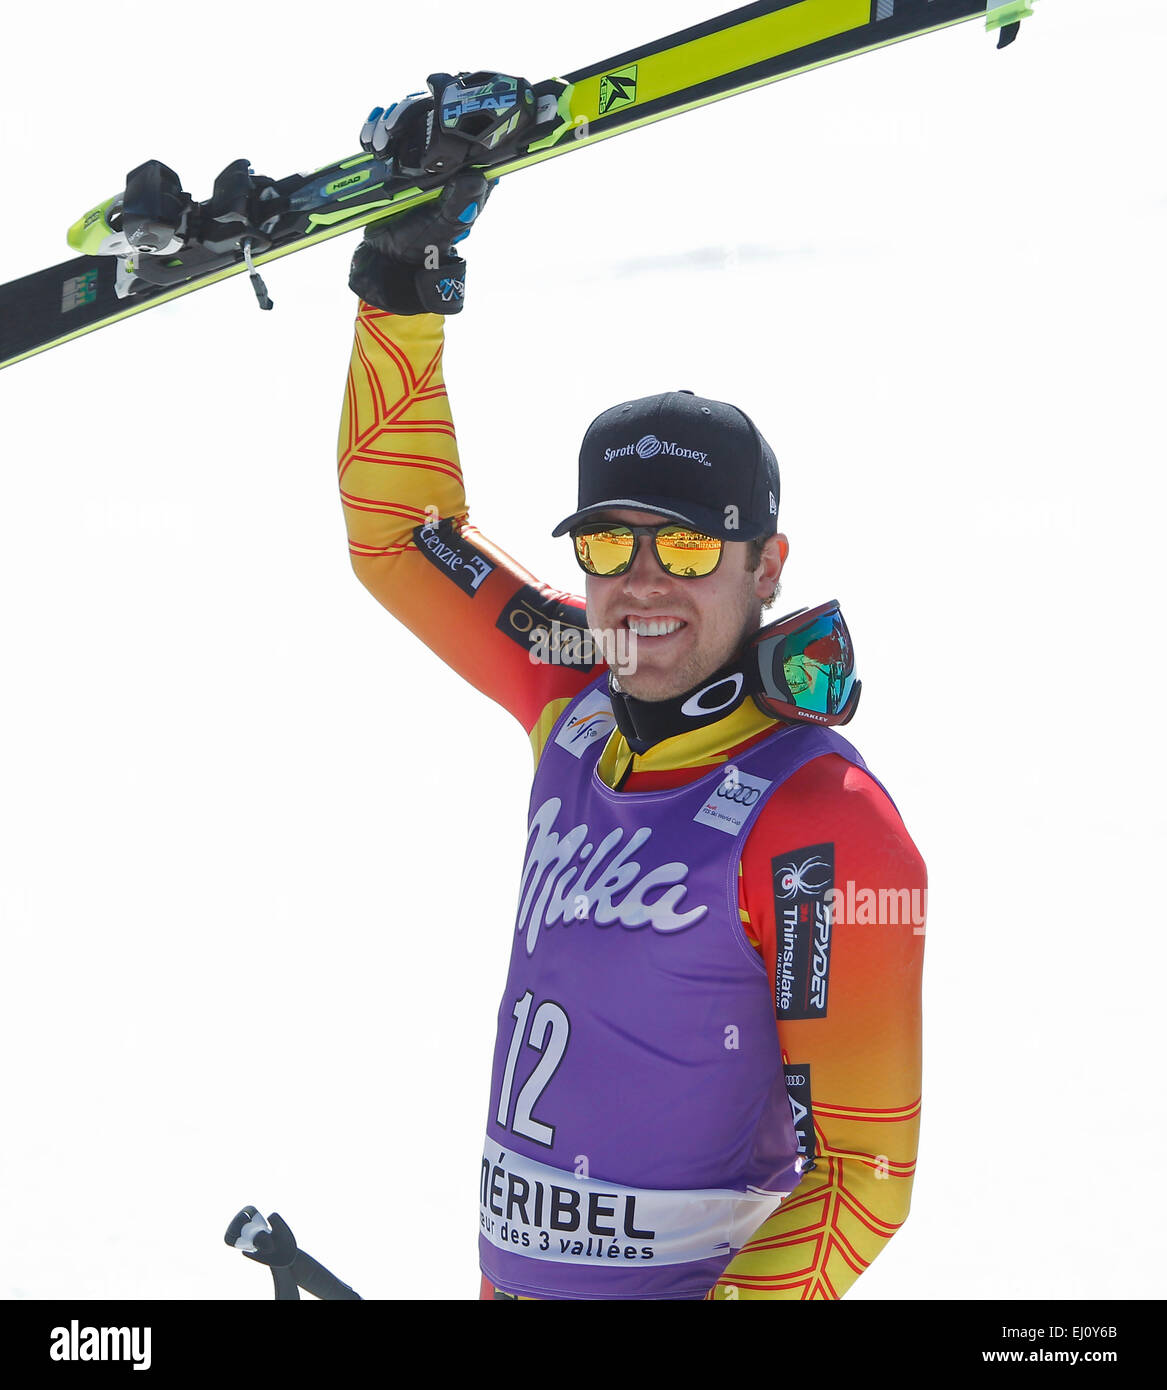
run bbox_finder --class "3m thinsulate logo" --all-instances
[772,843,835,1020]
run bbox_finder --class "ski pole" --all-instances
[225,1206,362,1300]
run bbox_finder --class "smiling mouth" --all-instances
[625,616,687,638]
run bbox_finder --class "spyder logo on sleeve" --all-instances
[772,843,835,1021]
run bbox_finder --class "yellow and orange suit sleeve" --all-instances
[337,301,598,747]
[708,759,926,1299]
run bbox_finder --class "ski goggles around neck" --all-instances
[570,522,723,578]
[748,599,862,726]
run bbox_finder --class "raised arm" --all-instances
[337,179,600,742]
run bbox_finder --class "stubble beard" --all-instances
[604,594,762,703]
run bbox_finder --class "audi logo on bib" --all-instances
[716,780,760,806]
[692,765,774,836]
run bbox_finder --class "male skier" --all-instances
[339,176,926,1300]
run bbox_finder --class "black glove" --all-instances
[348,172,493,315]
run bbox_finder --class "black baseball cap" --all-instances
[551,389,780,541]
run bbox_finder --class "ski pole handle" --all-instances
[290,1250,361,1301]
[226,1205,362,1300]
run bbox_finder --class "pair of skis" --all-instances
[0,1,1035,373]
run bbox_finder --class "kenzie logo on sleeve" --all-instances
[412,519,495,596]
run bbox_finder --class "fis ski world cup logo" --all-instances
[772,843,835,1021]
[553,687,616,758]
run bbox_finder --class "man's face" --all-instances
[584,508,788,702]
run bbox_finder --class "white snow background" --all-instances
[0,0,1163,1301]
